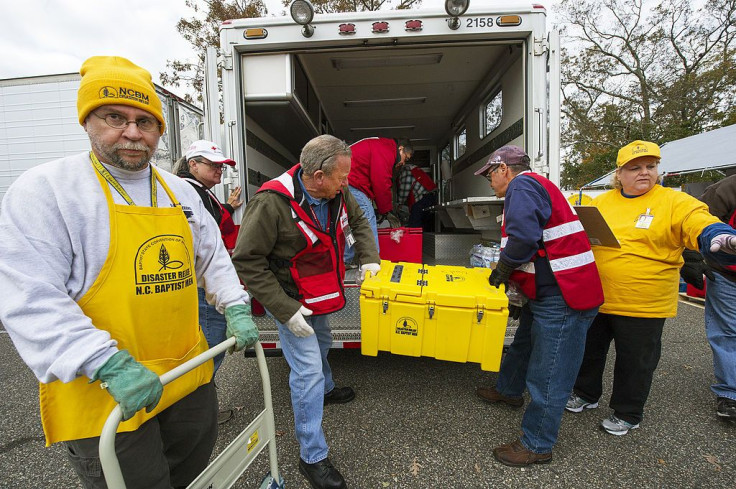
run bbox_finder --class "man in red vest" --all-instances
[473,145,604,467]
[232,135,380,489]
[396,163,438,230]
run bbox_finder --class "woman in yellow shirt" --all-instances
[564,140,736,435]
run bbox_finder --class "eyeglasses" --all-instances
[197,160,225,170]
[92,111,161,133]
[484,165,501,181]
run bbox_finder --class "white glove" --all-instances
[357,263,381,286]
[710,234,736,255]
[285,305,314,337]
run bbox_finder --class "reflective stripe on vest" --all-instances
[549,249,596,272]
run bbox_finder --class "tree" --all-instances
[163,0,422,103]
[161,1,267,103]
[556,0,736,189]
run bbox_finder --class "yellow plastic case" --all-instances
[360,260,509,371]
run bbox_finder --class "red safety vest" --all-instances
[258,165,348,314]
[407,166,438,206]
[500,172,604,311]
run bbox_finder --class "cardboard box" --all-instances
[360,261,509,371]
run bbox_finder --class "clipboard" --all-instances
[574,206,620,248]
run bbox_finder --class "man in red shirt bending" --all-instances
[344,137,413,265]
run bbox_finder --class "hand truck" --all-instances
[99,338,285,488]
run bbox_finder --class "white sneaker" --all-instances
[600,414,639,435]
[565,393,599,413]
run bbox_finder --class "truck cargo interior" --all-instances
[241,41,525,243]
[244,43,522,161]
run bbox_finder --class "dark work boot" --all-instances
[298,457,347,489]
[476,386,524,408]
[493,440,552,467]
[324,386,355,405]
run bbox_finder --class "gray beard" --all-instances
[89,135,157,171]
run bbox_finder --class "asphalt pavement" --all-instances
[1,300,734,488]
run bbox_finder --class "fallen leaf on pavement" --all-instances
[410,457,422,476]
[703,454,722,471]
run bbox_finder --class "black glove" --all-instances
[508,304,522,320]
[489,260,515,289]
[680,249,715,290]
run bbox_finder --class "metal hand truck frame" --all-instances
[99,338,285,488]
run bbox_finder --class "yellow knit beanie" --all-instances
[77,56,165,134]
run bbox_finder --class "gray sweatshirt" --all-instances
[0,152,248,383]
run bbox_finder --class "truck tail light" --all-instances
[372,21,389,33]
[339,23,356,35]
[405,20,423,31]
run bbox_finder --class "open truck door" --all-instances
[548,29,561,186]
[210,3,558,352]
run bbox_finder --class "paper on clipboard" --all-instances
[574,206,620,248]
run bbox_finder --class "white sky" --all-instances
[0,0,558,101]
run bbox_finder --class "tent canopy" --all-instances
[583,123,736,188]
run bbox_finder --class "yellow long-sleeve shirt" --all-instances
[591,185,719,317]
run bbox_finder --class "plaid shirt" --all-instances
[397,164,430,206]
[396,164,427,205]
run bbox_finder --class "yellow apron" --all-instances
[39,154,213,446]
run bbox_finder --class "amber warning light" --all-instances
[244,28,268,39]
[497,15,522,26]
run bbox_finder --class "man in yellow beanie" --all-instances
[0,56,259,487]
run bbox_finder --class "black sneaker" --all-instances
[716,397,736,419]
[299,457,347,489]
[324,386,355,405]
[217,408,234,425]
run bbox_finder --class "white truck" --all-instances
[205,0,560,350]
[0,73,204,205]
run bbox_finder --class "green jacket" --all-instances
[232,183,379,323]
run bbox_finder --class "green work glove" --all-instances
[224,303,259,353]
[92,350,163,421]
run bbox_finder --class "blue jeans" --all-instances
[276,313,335,463]
[705,273,736,400]
[344,185,379,264]
[496,294,598,453]
[198,288,226,374]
